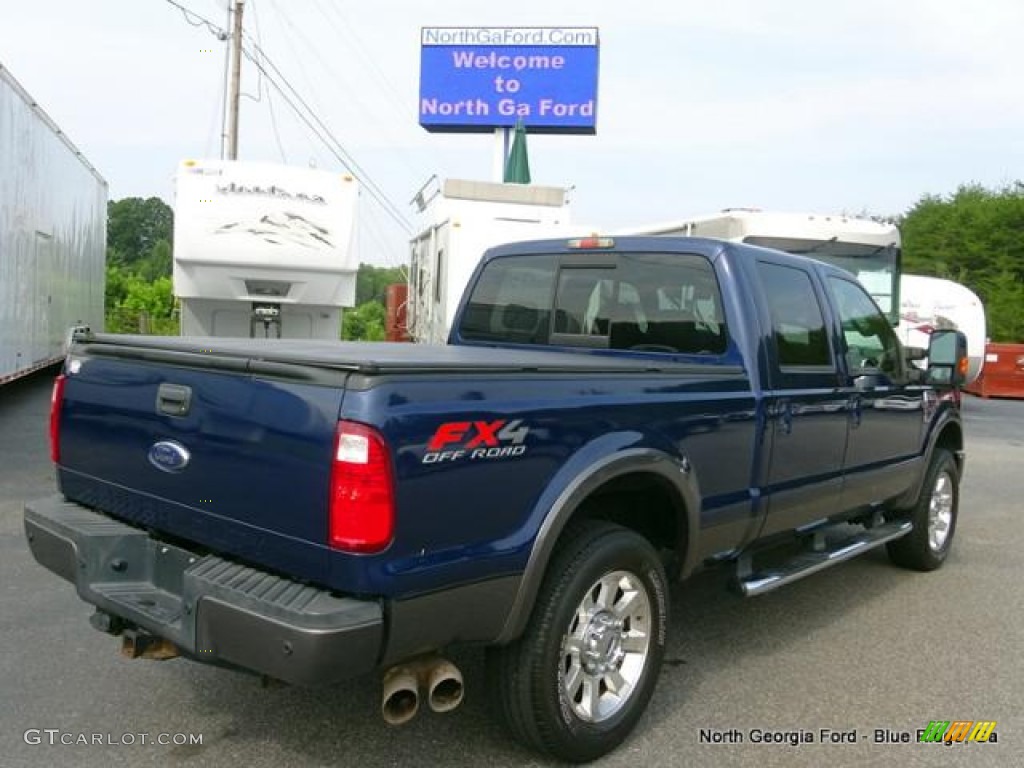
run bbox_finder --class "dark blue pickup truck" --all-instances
[25,236,966,762]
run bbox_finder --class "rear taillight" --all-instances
[328,421,394,553]
[49,374,66,463]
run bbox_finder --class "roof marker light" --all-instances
[568,236,614,249]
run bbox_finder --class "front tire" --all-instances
[486,521,668,763]
[887,448,959,571]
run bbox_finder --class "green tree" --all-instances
[136,238,173,282]
[105,269,176,335]
[105,263,129,310]
[901,183,1024,341]
[342,301,386,341]
[107,197,173,268]
[355,263,406,305]
[977,254,1024,342]
[105,197,176,334]
[121,275,174,319]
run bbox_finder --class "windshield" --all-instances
[744,236,900,322]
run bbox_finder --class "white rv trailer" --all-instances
[408,178,586,344]
[898,274,986,383]
[621,209,986,383]
[173,159,359,339]
[0,63,107,384]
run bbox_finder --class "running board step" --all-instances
[736,520,912,597]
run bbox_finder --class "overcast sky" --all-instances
[3,0,1022,266]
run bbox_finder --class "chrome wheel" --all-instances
[928,471,954,552]
[887,449,959,572]
[487,521,667,762]
[559,569,652,723]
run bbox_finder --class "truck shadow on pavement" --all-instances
[168,547,943,767]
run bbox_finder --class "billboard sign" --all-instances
[419,27,599,134]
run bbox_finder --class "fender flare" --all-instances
[495,446,700,644]
[923,404,964,471]
[899,403,964,509]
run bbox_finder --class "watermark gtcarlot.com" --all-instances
[24,729,203,747]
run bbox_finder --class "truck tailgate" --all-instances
[56,349,347,585]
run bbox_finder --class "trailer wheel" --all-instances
[887,449,959,571]
[486,521,668,763]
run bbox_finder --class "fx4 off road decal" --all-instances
[423,419,529,464]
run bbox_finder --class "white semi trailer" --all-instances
[173,159,359,339]
[0,62,106,384]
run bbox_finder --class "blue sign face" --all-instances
[419,27,600,134]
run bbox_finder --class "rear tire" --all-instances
[486,521,668,763]
[887,448,959,571]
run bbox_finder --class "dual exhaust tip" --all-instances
[381,655,464,725]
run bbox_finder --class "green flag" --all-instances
[503,121,531,184]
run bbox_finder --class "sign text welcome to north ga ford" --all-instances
[419,27,600,134]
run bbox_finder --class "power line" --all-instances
[260,0,328,164]
[314,0,416,124]
[247,0,287,163]
[162,0,226,40]
[204,59,223,158]
[360,199,412,269]
[164,0,413,234]
[241,40,413,233]
[290,0,434,188]
[239,37,372,183]
[160,0,230,157]
[262,67,288,164]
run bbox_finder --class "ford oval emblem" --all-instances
[148,440,191,473]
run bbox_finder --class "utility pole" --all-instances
[226,0,245,161]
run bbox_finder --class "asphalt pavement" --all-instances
[1,369,1021,767]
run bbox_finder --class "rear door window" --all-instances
[756,262,833,368]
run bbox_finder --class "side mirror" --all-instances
[926,329,968,388]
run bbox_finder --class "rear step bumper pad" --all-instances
[24,495,383,686]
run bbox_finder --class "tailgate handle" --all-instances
[157,383,192,417]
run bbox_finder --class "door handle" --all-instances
[156,383,192,417]
[779,401,793,435]
[849,395,863,428]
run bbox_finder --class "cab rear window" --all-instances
[459,252,728,355]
